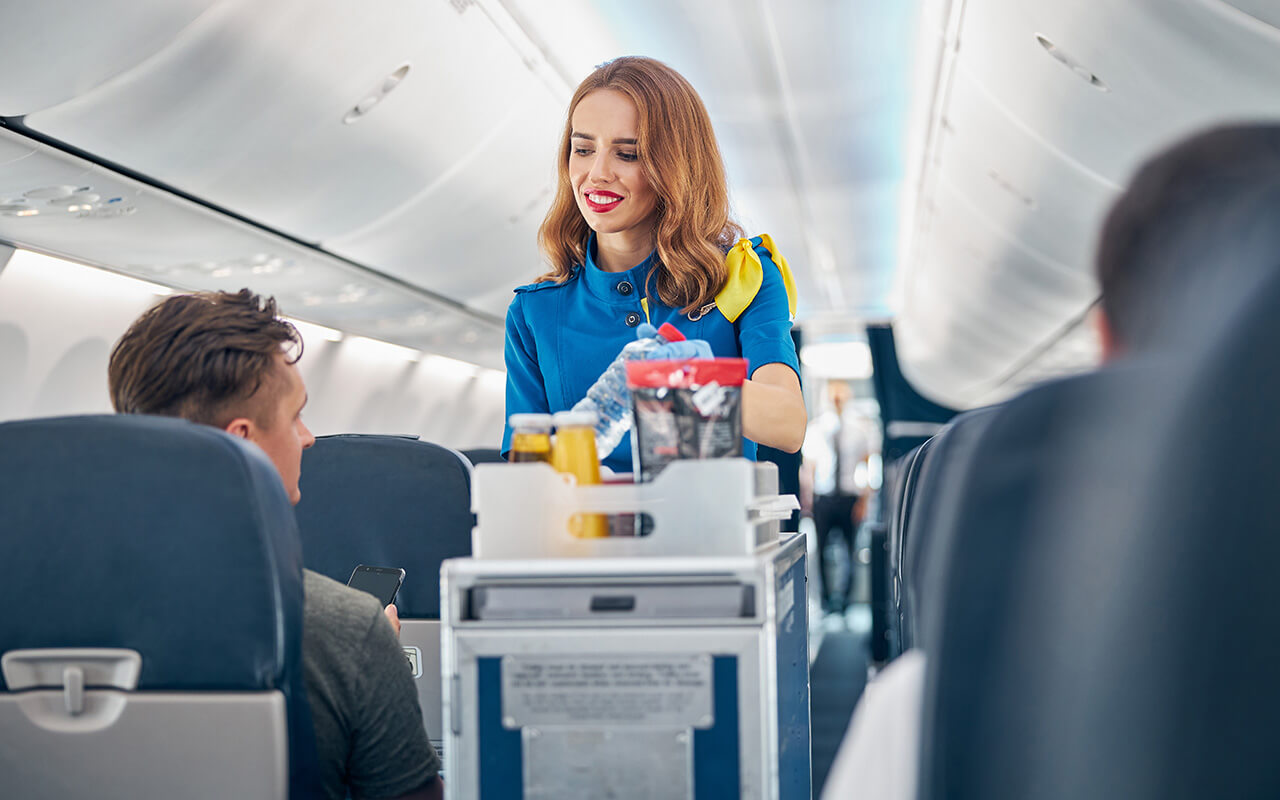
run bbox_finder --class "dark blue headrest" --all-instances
[295,434,473,618]
[0,414,304,692]
[461,447,506,465]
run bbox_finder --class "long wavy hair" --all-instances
[537,57,744,314]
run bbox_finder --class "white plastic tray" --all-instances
[470,458,799,559]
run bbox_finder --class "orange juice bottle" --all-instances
[551,410,609,538]
[508,413,553,463]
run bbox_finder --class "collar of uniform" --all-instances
[580,233,657,305]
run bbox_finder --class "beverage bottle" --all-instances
[550,410,609,538]
[508,413,552,463]
[572,322,686,458]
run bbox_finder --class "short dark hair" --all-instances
[109,289,302,428]
[1096,123,1280,352]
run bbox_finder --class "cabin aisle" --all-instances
[809,614,871,797]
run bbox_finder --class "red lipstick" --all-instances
[584,190,623,213]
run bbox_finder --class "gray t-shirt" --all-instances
[302,569,441,799]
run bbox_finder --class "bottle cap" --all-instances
[509,413,553,429]
[553,410,598,428]
[656,322,686,342]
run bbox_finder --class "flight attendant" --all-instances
[503,56,806,474]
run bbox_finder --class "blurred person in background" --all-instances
[803,380,874,615]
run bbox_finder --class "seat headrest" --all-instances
[461,447,506,465]
[295,434,473,618]
[0,414,305,692]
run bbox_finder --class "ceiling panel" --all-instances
[0,0,217,116]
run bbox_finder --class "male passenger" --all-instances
[821,123,1280,799]
[108,289,443,800]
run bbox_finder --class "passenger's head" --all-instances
[827,380,852,415]
[538,56,744,315]
[1095,123,1280,359]
[109,289,315,504]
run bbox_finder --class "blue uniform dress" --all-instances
[502,234,801,475]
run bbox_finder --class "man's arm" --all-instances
[348,609,442,799]
[385,775,443,800]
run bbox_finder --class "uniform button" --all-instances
[624,312,641,327]
[616,280,634,296]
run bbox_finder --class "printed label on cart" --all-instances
[501,654,713,728]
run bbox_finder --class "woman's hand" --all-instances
[634,321,712,360]
[647,339,712,360]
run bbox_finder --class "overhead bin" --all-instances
[0,0,569,321]
[896,0,1280,406]
[957,0,1280,185]
[0,0,217,117]
[0,129,506,367]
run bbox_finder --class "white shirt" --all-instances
[821,648,926,800]
[804,408,872,496]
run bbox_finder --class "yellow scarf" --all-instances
[714,234,798,323]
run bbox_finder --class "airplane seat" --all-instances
[294,433,474,751]
[926,264,1280,800]
[912,368,1137,800]
[461,446,505,465]
[0,414,318,800]
[897,405,1001,652]
[884,438,933,658]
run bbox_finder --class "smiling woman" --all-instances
[502,56,807,474]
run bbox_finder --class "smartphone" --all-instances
[346,565,405,607]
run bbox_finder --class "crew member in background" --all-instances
[804,380,872,615]
[502,56,806,471]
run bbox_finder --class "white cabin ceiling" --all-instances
[3,1,1274,405]
[0,0,917,360]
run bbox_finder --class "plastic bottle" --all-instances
[550,410,609,538]
[508,413,553,463]
[572,322,686,458]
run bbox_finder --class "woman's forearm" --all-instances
[742,364,807,453]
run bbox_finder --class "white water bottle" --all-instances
[572,322,686,458]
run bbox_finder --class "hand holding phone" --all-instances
[347,565,405,608]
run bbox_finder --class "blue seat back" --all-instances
[295,434,473,619]
[937,267,1280,799]
[915,369,1134,799]
[0,414,318,797]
